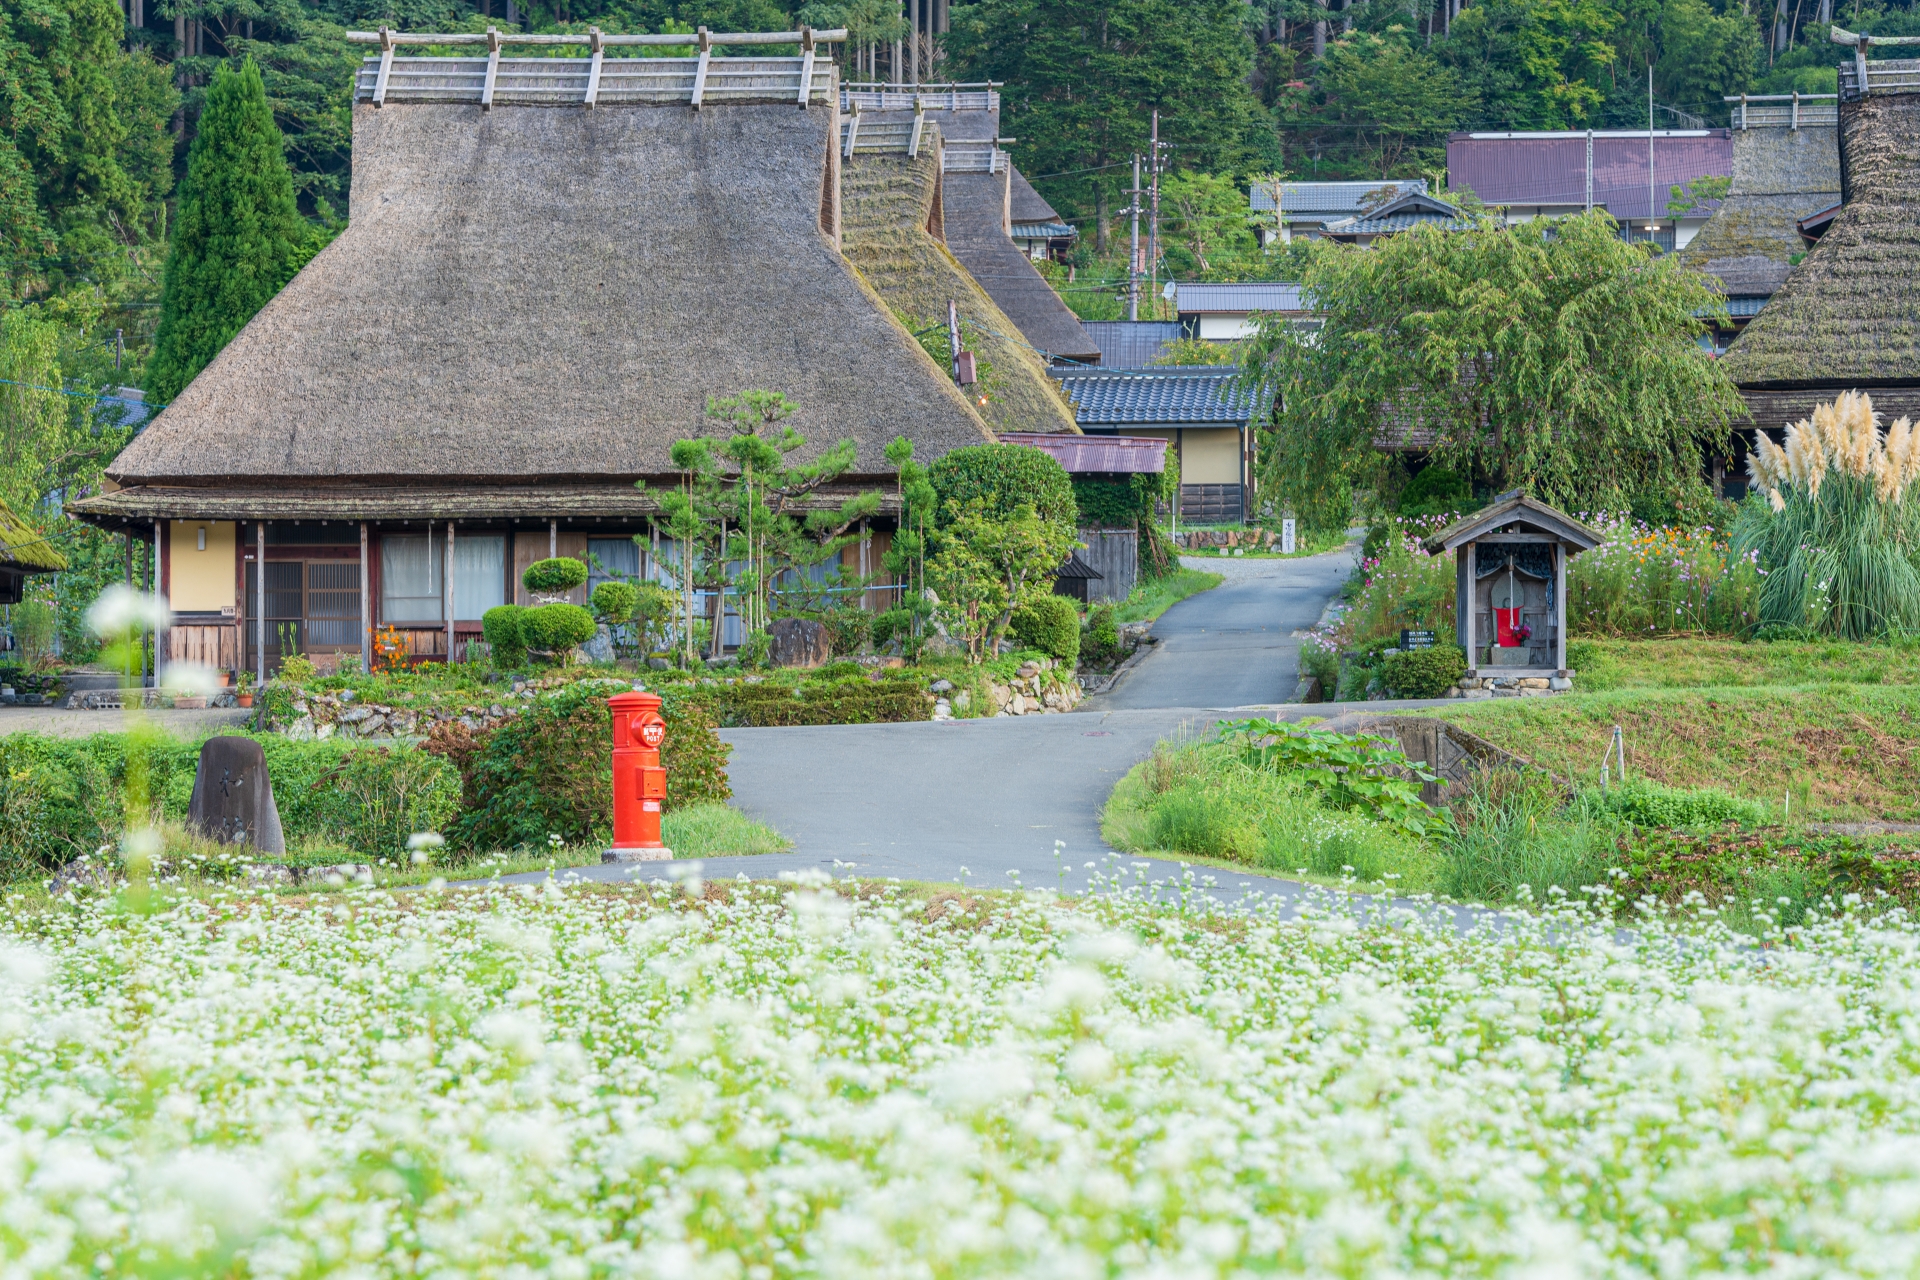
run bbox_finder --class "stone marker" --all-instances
[187,735,287,854]
[768,617,832,669]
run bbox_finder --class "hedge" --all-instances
[0,733,461,881]
[1380,644,1467,698]
[691,676,931,727]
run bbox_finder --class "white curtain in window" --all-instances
[381,533,441,623]
[587,537,640,591]
[454,535,506,621]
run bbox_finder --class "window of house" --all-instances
[381,534,442,623]
[587,537,641,593]
[454,535,505,621]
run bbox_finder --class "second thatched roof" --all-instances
[840,130,1079,436]
[1720,86,1920,388]
[1681,122,1840,298]
[102,99,993,491]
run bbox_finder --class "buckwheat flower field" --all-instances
[4,878,1920,1277]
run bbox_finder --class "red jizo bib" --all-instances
[1495,607,1524,647]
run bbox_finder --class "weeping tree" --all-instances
[1239,209,1745,529]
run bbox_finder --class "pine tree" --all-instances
[146,58,305,405]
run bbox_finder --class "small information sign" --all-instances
[1401,629,1436,651]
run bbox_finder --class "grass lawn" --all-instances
[1111,567,1224,625]
[1428,685,1920,821]
[1568,635,1920,690]
[391,802,790,887]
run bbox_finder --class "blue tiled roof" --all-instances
[1012,221,1076,238]
[1324,213,1472,235]
[1173,282,1308,313]
[1079,321,1183,368]
[1053,368,1258,426]
[1250,179,1426,215]
[1725,295,1769,318]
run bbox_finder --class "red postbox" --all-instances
[606,690,672,862]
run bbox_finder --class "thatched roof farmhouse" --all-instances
[75,32,1025,675]
[1719,56,1920,434]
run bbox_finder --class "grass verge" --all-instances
[1567,635,1920,690]
[1426,685,1920,822]
[1112,568,1226,626]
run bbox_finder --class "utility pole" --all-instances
[947,298,962,380]
[1148,111,1162,320]
[1128,153,1142,322]
[1648,64,1657,245]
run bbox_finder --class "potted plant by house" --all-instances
[235,670,254,708]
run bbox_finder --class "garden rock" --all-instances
[187,736,287,855]
[929,679,953,694]
[579,624,616,665]
[768,618,832,669]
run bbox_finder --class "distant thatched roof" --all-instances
[0,503,64,573]
[943,167,1099,363]
[1720,87,1920,388]
[90,98,992,502]
[1009,168,1060,225]
[840,132,1079,435]
[1682,123,1840,298]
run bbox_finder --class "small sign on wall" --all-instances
[1401,629,1436,650]
[1281,518,1296,554]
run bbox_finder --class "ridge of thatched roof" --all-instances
[840,131,1079,436]
[1720,87,1920,388]
[98,98,992,493]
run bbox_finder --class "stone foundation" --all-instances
[1451,672,1574,699]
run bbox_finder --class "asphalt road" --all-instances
[1091,547,1356,711]
[505,546,1438,901]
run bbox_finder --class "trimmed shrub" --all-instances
[1084,604,1120,661]
[1396,465,1472,520]
[1011,595,1080,664]
[929,443,1077,535]
[589,581,639,624]
[445,682,731,852]
[822,608,872,656]
[1380,644,1467,698]
[523,556,589,596]
[482,605,527,668]
[520,603,597,654]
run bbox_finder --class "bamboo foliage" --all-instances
[1737,392,1920,639]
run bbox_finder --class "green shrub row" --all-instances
[0,733,462,882]
[690,676,931,727]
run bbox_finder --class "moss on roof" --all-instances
[0,504,64,572]
[1721,89,1920,388]
[840,137,1079,436]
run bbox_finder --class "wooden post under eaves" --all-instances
[549,520,557,558]
[445,521,456,664]
[1554,542,1568,674]
[256,521,266,685]
[152,520,163,679]
[1462,540,1476,676]
[359,522,371,671]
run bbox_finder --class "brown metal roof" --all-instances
[999,432,1167,474]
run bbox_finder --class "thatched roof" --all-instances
[943,167,1100,363]
[1009,168,1060,224]
[0,503,65,573]
[90,98,992,505]
[1720,86,1920,388]
[1682,123,1840,298]
[840,131,1079,435]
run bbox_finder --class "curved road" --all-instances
[513,546,1420,898]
